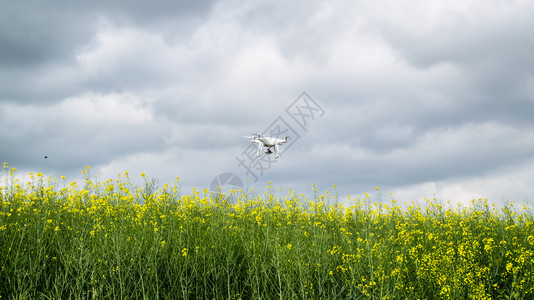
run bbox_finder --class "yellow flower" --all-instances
[506,262,513,273]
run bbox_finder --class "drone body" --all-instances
[245,134,288,159]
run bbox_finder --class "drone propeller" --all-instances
[242,133,261,139]
[242,135,258,140]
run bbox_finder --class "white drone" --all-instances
[244,133,289,159]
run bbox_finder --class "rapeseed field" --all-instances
[1,163,533,299]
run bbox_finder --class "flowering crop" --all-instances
[1,164,533,299]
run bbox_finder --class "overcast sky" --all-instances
[2,0,534,205]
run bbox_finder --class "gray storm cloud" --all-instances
[1,0,534,204]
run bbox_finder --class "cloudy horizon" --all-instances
[2,0,534,205]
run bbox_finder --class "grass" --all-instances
[1,163,534,299]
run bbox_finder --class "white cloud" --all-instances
[61,93,154,125]
[391,160,534,205]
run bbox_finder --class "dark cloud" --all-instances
[0,6,90,67]
[362,1,534,130]
[0,0,215,64]
[0,0,216,103]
